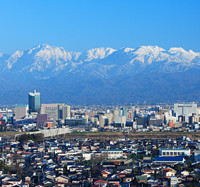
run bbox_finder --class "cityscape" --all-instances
[0,90,200,186]
[1,0,200,187]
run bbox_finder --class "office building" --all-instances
[174,103,197,122]
[41,103,70,121]
[14,105,28,120]
[40,104,58,120]
[160,149,190,157]
[99,115,109,127]
[101,149,123,159]
[28,90,41,114]
[113,115,126,127]
[36,114,48,126]
[65,118,86,126]
[66,105,71,119]
[118,108,127,117]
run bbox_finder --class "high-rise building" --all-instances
[40,103,70,121]
[66,105,71,119]
[174,103,197,122]
[40,104,58,120]
[99,115,109,127]
[28,90,41,114]
[58,104,70,120]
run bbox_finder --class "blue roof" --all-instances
[15,104,27,107]
[154,157,184,162]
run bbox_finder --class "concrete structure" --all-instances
[36,114,48,126]
[104,113,113,125]
[66,105,71,119]
[160,149,190,157]
[14,105,28,120]
[24,127,71,138]
[113,116,126,127]
[65,118,86,126]
[58,104,69,121]
[101,149,123,159]
[174,103,197,122]
[149,117,163,126]
[28,90,41,114]
[41,103,70,121]
[41,104,58,120]
[99,115,109,127]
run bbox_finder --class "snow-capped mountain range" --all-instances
[1,44,200,79]
[0,44,200,104]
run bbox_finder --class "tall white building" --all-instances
[174,103,197,122]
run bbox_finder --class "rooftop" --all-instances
[154,156,184,162]
[29,89,40,96]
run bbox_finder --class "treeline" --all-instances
[17,133,44,143]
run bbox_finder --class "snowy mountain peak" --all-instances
[1,44,200,77]
[130,46,167,64]
[135,45,165,53]
[81,47,116,62]
[168,47,186,54]
[168,47,199,63]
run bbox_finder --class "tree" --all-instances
[174,165,182,171]
[17,133,44,143]
[63,164,68,175]
[0,160,10,174]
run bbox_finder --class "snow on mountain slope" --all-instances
[0,44,200,79]
[168,47,198,64]
[77,47,116,62]
[7,50,24,69]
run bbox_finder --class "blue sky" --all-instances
[0,0,199,53]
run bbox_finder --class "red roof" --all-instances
[94,180,107,184]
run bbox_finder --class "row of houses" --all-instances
[0,135,200,186]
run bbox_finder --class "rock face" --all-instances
[0,44,200,104]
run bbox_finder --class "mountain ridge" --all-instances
[0,44,200,104]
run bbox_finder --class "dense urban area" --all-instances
[0,90,200,186]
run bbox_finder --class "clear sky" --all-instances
[0,0,199,54]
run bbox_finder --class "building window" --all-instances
[163,152,166,155]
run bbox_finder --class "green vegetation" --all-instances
[0,161,10,173]
[63,164,68,175]
[17,133,44,143]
